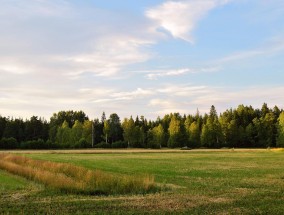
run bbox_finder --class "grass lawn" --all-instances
[0,149,284,214]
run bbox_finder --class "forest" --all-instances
[0,103,284,149]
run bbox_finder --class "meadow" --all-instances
[0,148,284,214]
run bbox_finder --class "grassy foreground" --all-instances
[0,149,284,214]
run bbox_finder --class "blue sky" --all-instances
[0,0,284,120]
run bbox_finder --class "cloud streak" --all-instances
[144,67,220,80]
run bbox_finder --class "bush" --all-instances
[0,137,18,149]
[147,141,161,149]
[45,140,60,149]
[73,138,91,149]
[20,139,48,149]
[79,138,91,148]
[111,141,128,148]
[94,141,128,149]
[94,142,111,148]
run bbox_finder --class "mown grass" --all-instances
[1,149,284,214]
[0,154,157,195]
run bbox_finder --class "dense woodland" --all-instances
[1,103,284,149]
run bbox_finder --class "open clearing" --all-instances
[1,149,284,214]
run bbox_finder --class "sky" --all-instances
[1,0,284,120]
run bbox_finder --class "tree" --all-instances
[201,106,223,148]
[277,112,284,147]
[3,118,25,143]
[24,116,45,141]
[261,103,270,118]
[227,120,239,148]
[122,117,135,147]
[245,123,256,147]
[134,116,140,126]
[122,117,145,147]
[103,120,110,143]
[0,137,18,149]
[168,115,183,148]
[139,126,146,147]
[82,120,92,146]
[56,121,71,148]
[219,110,231,147]
[201,124,210,148]
[49,110,88,142]
[273,106,281,119]
[93,119,103,145]
[188,121,201,148]
[108,113,123,143]
[70,120,83,147]
[147,124,165,148]
[133,126,144,147]
[252,113,275,148]
[263,113,276,147]
[209,105,218,121]
[0,116,7,139]
[101,112,106,123]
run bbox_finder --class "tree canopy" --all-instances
[0,104,283,149]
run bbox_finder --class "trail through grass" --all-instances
[0,154,157,195]
[0,170,30,191]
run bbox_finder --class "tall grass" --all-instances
[0,154,157,195]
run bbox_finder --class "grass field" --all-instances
[0,149,284,214]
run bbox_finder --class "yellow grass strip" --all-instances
[0,154,157,195]
[271,148,284,152]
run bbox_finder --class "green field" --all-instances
[1,149,284,214]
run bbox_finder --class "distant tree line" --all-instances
[1,104,284,149]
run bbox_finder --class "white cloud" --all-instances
[144,67,220,80]
[146,68,190,80]
[111,88,154,100]
[157,85,209,96]
[0,64,32,74]
[146,0,231,42]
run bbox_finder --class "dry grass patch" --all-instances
[0,153,157,195]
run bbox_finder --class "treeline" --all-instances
[1,104,284,149]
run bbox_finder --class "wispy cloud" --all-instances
[146,0,232,42]
[0,64,32,74]
[0,1,156,79]
[145,68,190,80]
[92,88,154,104]
[111,88,154,99]
[144,67,220,80]
[157,85,209,97]
[67,37,154,78]
[215,35,284,64]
